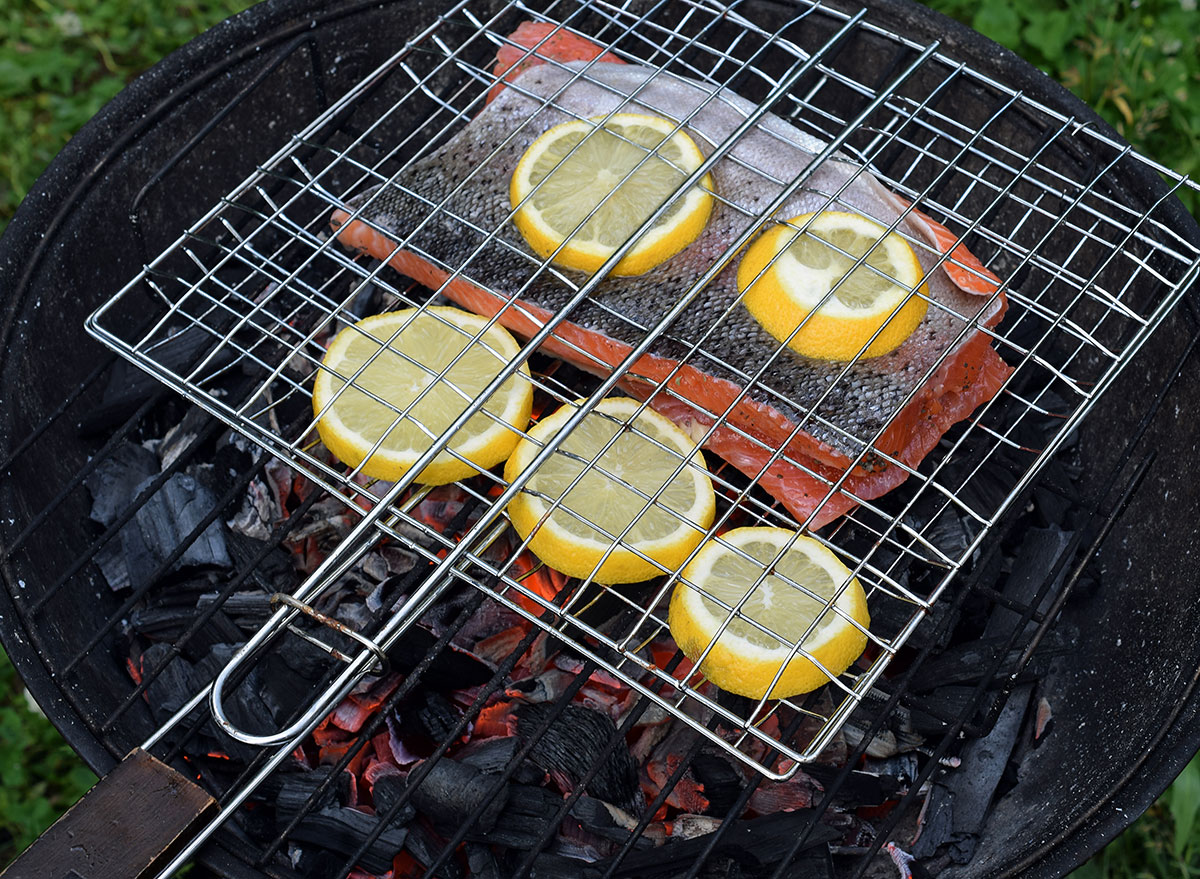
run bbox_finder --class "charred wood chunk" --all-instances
[371,773,418,827]
[274,768,349,824]
[568,795,653,849]
[282,804,408,875]
[690,751,744,818]
[403,819,464,879]
[457,736,545,785]
[85,442,159,527]
[410,757,507,833]
[469,784,563,850]
[385,626,494,691]
[593,811,839,878]
[526,852,603,879]
[465,842,502,879]
[417,690,462,742]
[515,703,639,810]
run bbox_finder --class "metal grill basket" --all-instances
[84,0,1200,819]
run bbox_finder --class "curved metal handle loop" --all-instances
[270,592,390,675]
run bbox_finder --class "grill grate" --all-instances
[79,0,1200,868]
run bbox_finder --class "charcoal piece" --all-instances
[79,326,228,435]
[568,796,653,849]
[417,691,461,742]
[190,643,276,762]
[128,602,243,660]
[906,629,1074,692]
[515,703,639,810]
[258,651,323,725]
[593,811,839,878]
[139,642,197,728]
[410,757,507,833]
[457,736,545,785]
[471,784,563,849]
[403,820,464,879]
[223,530,297,594]
[85,442,160,527]
[775,844,835,879]
[941,684,1032,863]
[802,764,902,808]
[904,686,976,734]
[274,768,353,824]
[284,805,407,874]
[385,626,494,690]
[911,784,955,859]
[691,751,743,818]
[93,539,132,591]
[527,853,603,879]
[117,472,232,589]
[465,843,502,879]
[371,773,417,826]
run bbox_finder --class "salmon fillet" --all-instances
[329,23,1010,528]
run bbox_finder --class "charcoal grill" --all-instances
[2,1,1200,877]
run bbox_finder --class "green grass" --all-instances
[0,0,1197,874]
[0,651,95,862]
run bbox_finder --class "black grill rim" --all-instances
[1,1,1199,878]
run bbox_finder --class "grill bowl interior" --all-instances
[1,1,1197,876]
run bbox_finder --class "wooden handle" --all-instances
[1,748,217,879]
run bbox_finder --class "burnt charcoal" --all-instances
[593,811,839,878]
[85,442,160,526]
[904,686,976,734]
[139,642,197,727]
[568,796,653,849]
[385,626,494,691]
[457,736,545,785]
[410,757,508,833]
[804,764,902,806]
[222,530,298,594]
[274,767,353,822]
[189,643,277,761]
[906,628,1075,692]
[199,590,275,627]
[128,602,244,660]
[258,650,324,725]
[866,589,953,651]
[515,703,640,810]
[940,685,1032,863]
[691,751,743,818]
[416,691,461,742]
[911,784,955,859]
[527,853,603,879]
[117,472,232,589]
[79,327,229,435]
[371,773,417,826]
[284,805,408,874]
[403,820,464,879]
[774,845,835,879]
[465,843,502,879]
[471,784,563,849]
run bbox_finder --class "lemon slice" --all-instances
[668,527,870,699]
[504,397,716,584]
[313,307,533,485]
[510,113,714,276]
[738,211,929,361]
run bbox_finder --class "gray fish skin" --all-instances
[334,60,1002,464]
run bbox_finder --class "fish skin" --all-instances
[331,57,1010,525]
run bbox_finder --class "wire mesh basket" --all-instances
[86,0,1200,785]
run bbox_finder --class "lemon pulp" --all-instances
[668,527,870,699]
[738,210,928,361]
[510,113,714,276]
[313,307,532,485]
[504,397,716,584]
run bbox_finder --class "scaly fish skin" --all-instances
[332,56,1010,525]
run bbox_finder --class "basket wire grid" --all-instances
[85,0,1200,826]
